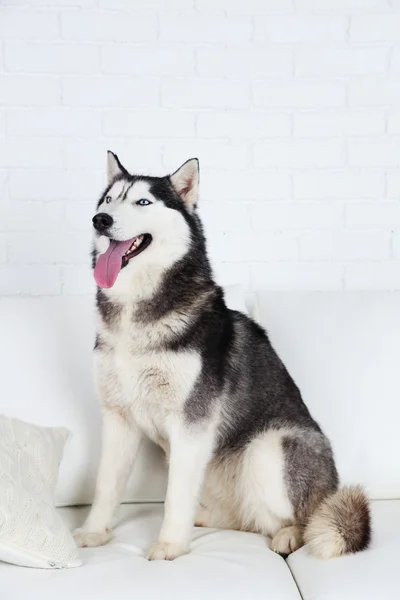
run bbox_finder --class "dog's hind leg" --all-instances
[194,504,213,527]
[271,525,303,555]
[194,501,239,530]
[238,427,342,557]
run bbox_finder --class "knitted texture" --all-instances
[0,415,81,569]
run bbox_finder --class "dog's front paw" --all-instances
[73,528,112,548]
[146,541,189,561]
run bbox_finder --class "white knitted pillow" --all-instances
[0,415,81,569]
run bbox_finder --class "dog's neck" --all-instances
[97,241,216,327]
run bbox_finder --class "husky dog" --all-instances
[74,152,371,560]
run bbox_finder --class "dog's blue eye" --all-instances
[137,199,151,206]
[105,196,112,204]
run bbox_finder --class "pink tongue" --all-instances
[94,238,135,288]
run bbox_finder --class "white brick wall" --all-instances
[0,0,399,296]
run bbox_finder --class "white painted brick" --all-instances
[0,8,58,40]
[250,202,343,231]
[63,139,114,169]
[254,139,344,169]
[195,0,293,12]
[61,11,156,42]
[0,76,60,106]
[3,0,96,5]
[0,172,7,198]
[0,234,6,263]
[348,138,400,167]
[253,81,345,109]
[351,15,400,42]
[65,202,95,231]
[393,233,400,259]
[99,0,189,8]
[101,46,194,77]
[1,1,399,294]
[294,170,385,200]
[104,141,164,175]
[5,42,100,74]
[300,231,391,261]
[255,15,346,43]
[0,265,61,296]
[61,265,95,295]
[197,113,291,140]
[346,202,400,228]
[162,80,249,109]
[212,262,251,289]
[387,173,400,198]
[209,231,298,263]
[163,140,250,170]
[0,138,63,168]
[349,79,400,107]
[345,263,400,290]
[8,232,91,264]
[200,170,291,201]
[387,111,400,134]
[295,47,388,77]
[200,202,251,234]
[4,201,64,233]
[62,77,159,107]
[391,48,400,74]
[250,263,344,291]
[159,15,251,43]
[294,111,385,137]
[9,169,104,201]
[295,0,389,9]
[64,139,163,173]
[7,109,101,137]
[103,111,196,138]
[197,47,293,79]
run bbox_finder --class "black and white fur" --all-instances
[74,153,371,560]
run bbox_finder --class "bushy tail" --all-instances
[304,485,371,559]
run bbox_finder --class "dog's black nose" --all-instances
[93,213,113,233]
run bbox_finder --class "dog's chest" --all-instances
[100,318,201,444]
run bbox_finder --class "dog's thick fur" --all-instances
[74,153,371,560]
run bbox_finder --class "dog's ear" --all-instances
[170,158,199,212]
[107,151,128,183]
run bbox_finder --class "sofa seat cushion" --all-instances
[0,503,301,600]
[288,500,400,600]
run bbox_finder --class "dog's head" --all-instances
[92,152,200,290]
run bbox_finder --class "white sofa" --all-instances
[1,290,399,600]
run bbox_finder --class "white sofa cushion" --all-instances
[0,416,81,569]
[0,503,301,600]
[0,286,250,507]
[255,291,400,499]
[288,500,400,600]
